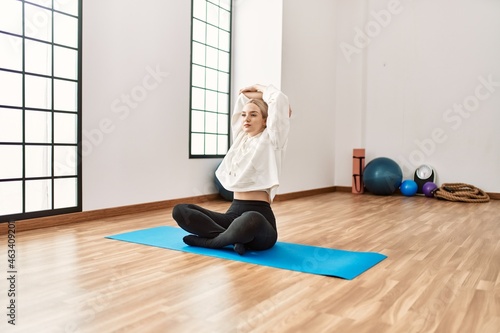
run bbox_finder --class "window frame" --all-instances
[0,0,82,222]
[189,0,232,158]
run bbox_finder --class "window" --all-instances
[190,0,232,157]
[0,0,82,222]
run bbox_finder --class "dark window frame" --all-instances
[0,0,82,222]
[189,0,232,158]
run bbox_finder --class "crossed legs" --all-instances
[172,203,277,255]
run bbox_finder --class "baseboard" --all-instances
[331,186,353,193]
[274,186,336,201]
[0,193,220,233]
[335,186,500,200]
[0,188,337,233]
[488,192,500,200]
[1,185,498,233]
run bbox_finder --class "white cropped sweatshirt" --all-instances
[215,85,290,202]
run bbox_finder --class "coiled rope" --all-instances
[433,183,490,203]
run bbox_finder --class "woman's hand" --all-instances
[239,84,266,97]
[240,84,292,117]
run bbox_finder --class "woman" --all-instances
[172,84,291,255]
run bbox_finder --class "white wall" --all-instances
[334,0,500,192]
[83,0,219,211]
[334,0,368,191]
[280,0,337,194]
[232,0,337,195]
[82,0,500,213]
[231,0,283,91]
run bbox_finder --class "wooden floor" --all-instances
[1,192,499,333]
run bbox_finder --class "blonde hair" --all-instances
[246,99,268,119]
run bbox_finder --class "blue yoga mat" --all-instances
[106,226,386,280]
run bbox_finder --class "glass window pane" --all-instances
[25,4,52,42]
[54,145,77,177]
[0,181,22,216]
[0,71,22,107]
[206,2,219,26]
[29,0,53,7]
[54,112,77,143]
[206,68,218,90]
[54,0,79,16]
[217,134,228,155]
[0,0,81,220]
[205,134,217,155]
[218,93,228,114]
[206,46,218,69]
[220,9,230,31]
[0,108,22,142]
[190,0,230,157]
[218,72,229,93]
[218,114,228,134]
[192,64,205,88]
[54,177,77,209]
[218,50,229,72]
[25,39,52,75]
[192,20,206,43]
[0,33,23,71]
[220,0,231,11]
[192,0,206,20]
[26,179,52,212]
[54,79,77,111]
[219,30,230,52]
[206,90,217,112]
[0,1,22,34]
[191,110,205,132]
[192,42,206,66]
[206,112,217,133]
[54,12,78,48]
[206,25,218,48]
[25,110,52,143]
[0,145,22,179]
[54,46,78,79]
[25,75,52,109]
[25,145,52,178]
[191,133,204,155]
[191,87,205,110]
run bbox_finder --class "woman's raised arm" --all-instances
[239,84,266,99]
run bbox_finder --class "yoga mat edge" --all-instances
[106,226,387,280]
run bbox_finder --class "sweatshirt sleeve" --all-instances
[262,85,290,149]
[230,92,250,139]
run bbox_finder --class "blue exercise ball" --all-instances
[400,179,418,196]
[363,157,403,195]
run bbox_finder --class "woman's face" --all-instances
[241,103,267,136]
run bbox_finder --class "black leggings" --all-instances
[172,200,277,253]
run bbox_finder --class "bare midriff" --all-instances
[234,190,270,203]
